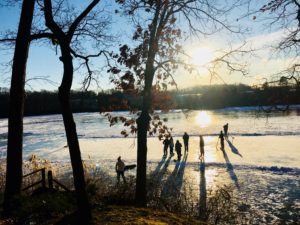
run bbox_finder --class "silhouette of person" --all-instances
[223,123,229,138]
[175,140,182,161]
[200,135,205,159]
[219,131,225,150]
[163,137,170,156]
[183,132,189,152]
[169,136,174,156]
[115,156,126,184]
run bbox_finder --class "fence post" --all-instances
[48,170,53,190]
[41,168,46,189]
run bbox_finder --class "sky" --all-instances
[0,0,296,92]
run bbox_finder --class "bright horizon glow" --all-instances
[190,47,214,68]
[196,111,211,128]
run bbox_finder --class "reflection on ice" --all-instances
[199,160,206,217]
[196,111,211,128]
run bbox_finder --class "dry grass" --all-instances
[92,205,206,225]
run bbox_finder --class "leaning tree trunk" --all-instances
[59,50,91,222]
[136,110,151,206]
[2,0,35,218]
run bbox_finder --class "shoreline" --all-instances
[0,103,300,119]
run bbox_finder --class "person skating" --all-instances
[163,137,170,156]
[223,123,229,138]
[219,131,225,150]
[183,132,189,152]
[200,135,205,159]
[175,140,182,161]
[169,136,174,156]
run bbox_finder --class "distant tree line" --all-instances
[1,84,299,118]
[172,84,300,109]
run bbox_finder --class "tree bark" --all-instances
[135,65,154,205]
[2,0,35,218]
[136,111,151,206]
[59,49,91,222]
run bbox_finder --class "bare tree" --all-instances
[244,0,300,110]
[2,0,35,218]
[1,0,112,222]
[42,0,101,222]
[256,0,300,87]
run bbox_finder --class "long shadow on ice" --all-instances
[176,153,188,191]
[152,155,167,175]
[156,155,172,181]
[226,139,242,157]
[149,155,172,190]
[222,149,240,189]
[199,158,207,219]
[161,153,188,198]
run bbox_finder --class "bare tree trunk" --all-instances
[2,0,35,218]
[59,51,91,222]
[42,1,101,221]
[135,69,153,205]
[136,111,151,206]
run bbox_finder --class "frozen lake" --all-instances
[0,106,300,224]
[1,106,300,159]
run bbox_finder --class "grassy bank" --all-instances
[0,192,205,225]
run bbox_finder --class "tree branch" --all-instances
[44,0,65,40]
[67,0,100,40]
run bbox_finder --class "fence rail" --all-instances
[22,168,46,191]
[22,168,70,192]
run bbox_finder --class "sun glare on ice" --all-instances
[196,111,211,128]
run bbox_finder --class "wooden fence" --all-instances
[22,168,70,192]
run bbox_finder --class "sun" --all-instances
[196,111,211,128]
[190,47,214,67]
